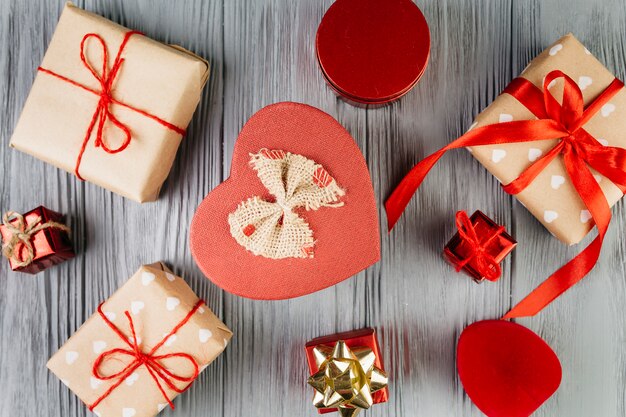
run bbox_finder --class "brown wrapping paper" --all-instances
[47,262,232,417]
[469,33,626,245]
[10,2,209,202]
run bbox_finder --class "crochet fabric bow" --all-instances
[228,149,345,259]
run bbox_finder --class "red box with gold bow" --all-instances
[47,263,232,417]
[444,211,516,283]
[0,206,74,274]
[9,3,209,203]
[305,328,389,416]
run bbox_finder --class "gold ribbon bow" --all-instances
[308,341,389,417]
[1,211,71,267]
[228,149,345,259]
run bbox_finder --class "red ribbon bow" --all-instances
[38,31,186,180]
[385,70,626,319]
[453,211,505,282]
[88,300,204,411]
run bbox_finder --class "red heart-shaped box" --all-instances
[190,102,380,300]
[457,320,562,417]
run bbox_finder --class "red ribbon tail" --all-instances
[385,119,568,231]
[502,234,603,319]
[503,149,612,319]
[385,150,447,230]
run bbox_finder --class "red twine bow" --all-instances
[453,211,505,282]
[88,299,204,411]
[38,31,186,180]
[385,70,626,319]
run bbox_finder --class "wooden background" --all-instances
[1,0,626,416]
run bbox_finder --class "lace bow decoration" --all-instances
[228,149,345,259]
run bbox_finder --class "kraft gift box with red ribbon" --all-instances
[47,262,232,417]
[387,33,626,319]
[9,2,209,202]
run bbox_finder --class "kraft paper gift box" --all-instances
[10,2,209,202]
[47,263,232,417]
[468,33,626,245]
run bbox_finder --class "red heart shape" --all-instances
[190,102,380,299]
[457,320,562,417]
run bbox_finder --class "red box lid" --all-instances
[316,0,430,105]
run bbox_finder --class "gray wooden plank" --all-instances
[379,1,515,415]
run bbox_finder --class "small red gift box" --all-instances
[305,328,389,414]
[444,211,516,283]
[0,206,74,274]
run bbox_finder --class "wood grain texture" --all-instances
[0,0,625,416]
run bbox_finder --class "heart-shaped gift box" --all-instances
[190,102,380,300]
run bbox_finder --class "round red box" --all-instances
[316,0,430,106]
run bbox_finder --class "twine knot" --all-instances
[2,211,71,268]
[228,149,345,259]
[89,300,204,412]
[37,30,187,181]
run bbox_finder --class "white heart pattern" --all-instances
[157,403,168,412]
[163,333,177,347]
[123,408,136,417]
[580,210,592,223]
[93,340,107,354]
[199,329,213,343]
[601,103,616,117]
[166,297,180,311]
[578,76,592,90]
[125,372,139,386]
[104,311,116,322]
[550,175,565,189]
[499,113,513,123]
[544,210,559,223]
[491,149,507,163]
[61,379,70,387]
[141,271,156,286]
[593,174,602,183]
[65,351,79,365]
[90,376,103,389]
[528,148,543,162]
[198,306,205,314]
[598,138,609,146]
[131,301,145,315]
[549,44,563,56]
[128,335,142,346]
[165,272,176,282]
[584,47,591,55]
[547,79,557,90]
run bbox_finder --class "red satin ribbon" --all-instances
[454,211,505,282]
[88,300,204,411]
[38,31,186,180]
[385,70,626,319]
